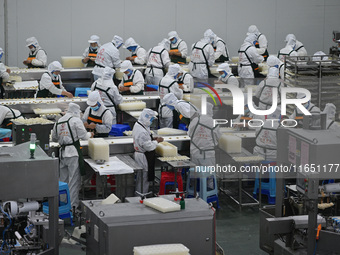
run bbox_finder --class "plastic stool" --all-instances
[186,167,219,208]
[43,181,73,225]
[159,172,183,195]
[75,87,91,97]
[253,161,276,205]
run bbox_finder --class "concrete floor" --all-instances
[59,188,268,255]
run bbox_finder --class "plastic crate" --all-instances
[109,124,131,136]
[75,87,91,97]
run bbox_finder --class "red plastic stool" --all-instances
[90,174,116,191]
[159,171,183,195]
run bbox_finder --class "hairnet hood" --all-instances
[201,37,211,44]
[87,91,101,106]
[313,51,328,61]
[48,61,63,73]
[167,64,181,77]
[67,103,81,116]
[124,37,138,48]
[163,93,178,107]
[322,103,336,120]
[247,25,259,36]
[266,55,280,67]
[26,37,39,47]
[101,66,115,80]
[244,33,257,44]
[216,63,231,72]
[88,35,100,44]
[267,67,279,78]
[297,92,307,99]
[112,35,123,48]
[168,31,178,40]
[120,60,134,72]
[285,34,296,43]
[204,29,215,39]
[138,108,158,127]
[287,37,296,47]
[158,38,170,51]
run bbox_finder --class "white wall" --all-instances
[3,0,340,67]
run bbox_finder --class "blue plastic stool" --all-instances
[43,181,73,225]
[186,167,219,208]
[75,87,91,97]
[253,162,276,205]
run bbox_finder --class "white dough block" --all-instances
[134,243,189,255]
[155,142,178,157]
[219,134,242,154]
[33,108,61,115]
[119,101,146,111]
[143,197,181,213]
[9,75,22,82]
[88,138,109,162]
[157,128,187,135]
[61,56,84,68]
[231,56,239,63]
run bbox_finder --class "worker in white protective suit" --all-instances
[277,36,299,62]
[238,33,264,85]
[188,36,215,80]
[284,34,307,57]
[36,61,73,98]
[322,103,340,132]
[0,105,23,128]
[163,92,199,128]
[92,35,123,80]
[52,103,93,209]
[247,25,269,61]
[83,91,113,137]
[253,114,281,161]
[188,102,222,167]
[266,55,284,80]
[124,37,147,65]
[82,35,101,67]
[204,29,230,62]
[289,93,320,126]
[0,48,10,99]
[133,109,164,193]
[118,60,144,95]
[177,66,194,93]
[23,37,47,68]
[255,67,284,111]
[158,64,183,128]
[91,67,123,124]
[215,63,239,87]
[168,31,188,64]
[145,39,171,86]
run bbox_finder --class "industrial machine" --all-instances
[83,196,215,255]
[329,30,340,56]
[260,120,340,254]
[0,142,61,255]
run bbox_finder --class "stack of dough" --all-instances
[119,101,146,111]
[13,117,53,125]
[88,138,109,162]
[155,142,178,157]
[134,243,189,255]
[231,56,239,63]
[61,56,84,68]
[157,128,187,135]
[219,134,242,154]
